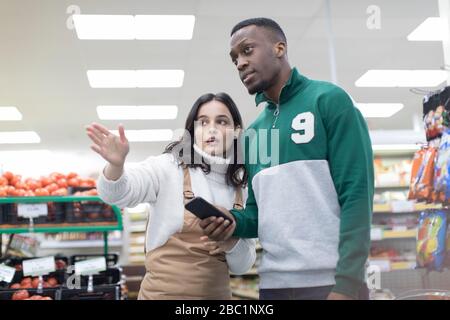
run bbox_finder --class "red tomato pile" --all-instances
[0,171,96,197]
[11,289,53,300]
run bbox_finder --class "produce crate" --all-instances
[0,202,65,225]
[70,254,119,268]
[59,284,120,300]
[0,287,60,300]
[66,201,115,223]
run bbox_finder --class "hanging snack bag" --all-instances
[417,210,447,271]
[414,147,437,201]
[409,148,425,200]
[433,130,450,203]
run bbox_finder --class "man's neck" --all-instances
[264,64,292,104]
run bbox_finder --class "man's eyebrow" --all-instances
[229,38,249,56]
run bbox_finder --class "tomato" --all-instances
[40,176,52,187]
[45,183,59,193]
[24,190,35,197]
[3,171,14,182]
[66,172,78,179]
[56,178,68,188]
[46,277,58,287]
[14,182,29,190]
[7,188,18,197]
[32,277,40,288]
[9,175,22,186]
[86,189,98,196]
[15,189,26,197]
[11,290,29,300]
[0,188,7,197]
[10,283,21,289]
[67,178,80,187]
[0,176,8,186]
[50,172,65,182]
[51,188,68,196]
[26,179,42,190]
[35,188,50,197]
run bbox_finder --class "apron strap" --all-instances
[233,186,244,210]
[182,165,195,201]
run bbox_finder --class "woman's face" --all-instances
[194,100,239,157]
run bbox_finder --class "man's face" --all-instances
[229,25,279,95]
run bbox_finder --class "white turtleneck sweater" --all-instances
[97,146,256,275]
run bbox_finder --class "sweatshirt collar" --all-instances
[255,67,309,107]
[193,143,230,175]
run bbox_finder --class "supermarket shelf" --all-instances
[231,267,258,276]
[371,228,417,241]
[374,202,444,214]
[40,239,123,249]
[0,221,122,234]
[375,185,409,191]
[0,196,123,234]
[231,288,259,300]
[369,260,417,272]
[129,224,146,233]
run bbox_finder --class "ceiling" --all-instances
[0,0,445,175]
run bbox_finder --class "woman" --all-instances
[86,92,256,300]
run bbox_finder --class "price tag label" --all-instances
[0,264,16,283]
[391,200,414,213]
[75,257,106,276]
[18,203,48,218]
[371,228,383,241]
[393,225,408,232]
[23,256,55,276]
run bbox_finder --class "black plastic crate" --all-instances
[0,287,60,300]
[0,255,69,272]
[60,284,120,300]
[45,202,66,223]
[0,202,66,225]
[78,268,121,287]
[68,186,97,195]
[66,201,115,223]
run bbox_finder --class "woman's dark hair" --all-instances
[164,92,247,188]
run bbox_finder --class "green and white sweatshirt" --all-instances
[230,67,374,299]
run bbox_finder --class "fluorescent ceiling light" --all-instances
[0,131,40,144]
[135,15,195,40]
[109,129,173,142]
[355,70,447,87]
[73,15,195,40]
[0,107,22,121]
[372,144,420,152]
[87,70,184,88]
[356,103,404,118]
[97,105,178,120]
[407,17,448,41]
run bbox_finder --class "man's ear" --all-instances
[274,41,287,58]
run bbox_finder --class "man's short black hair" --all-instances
[230,17,287,43]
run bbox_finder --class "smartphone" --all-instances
[185,197,234,223]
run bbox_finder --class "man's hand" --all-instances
[198,206,236,241]
[327,292,354,300]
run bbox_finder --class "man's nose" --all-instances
[237,57,248,71]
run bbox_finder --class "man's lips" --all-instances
[241,72,256,84]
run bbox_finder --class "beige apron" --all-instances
[138,165,244,300]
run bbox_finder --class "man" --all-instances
[200,17,374,300]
